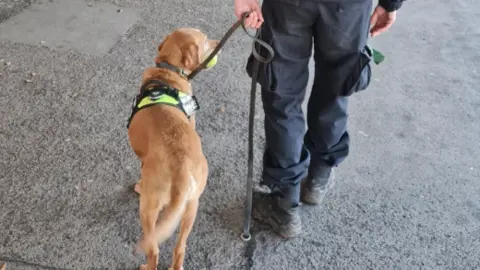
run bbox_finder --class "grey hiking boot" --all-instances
[252,189,302,238]
[301,168,335,205]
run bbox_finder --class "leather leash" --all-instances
[240,26,274,242]
[186,13,274,242]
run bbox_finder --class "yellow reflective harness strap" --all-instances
[136,93,181,109]
[126,82,198,129]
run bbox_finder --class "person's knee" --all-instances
[308,95,348,124]
[306,96,349,148]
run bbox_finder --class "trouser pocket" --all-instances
[340,46,372,96]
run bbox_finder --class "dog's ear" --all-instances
[157,35,170,53]
[182,43,200,71]
[155,35,171,64]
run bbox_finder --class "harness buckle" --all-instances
[181,95,200,116]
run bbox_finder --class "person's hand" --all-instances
[234,0,263,29]
[369,5,397,37]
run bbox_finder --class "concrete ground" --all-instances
[1,0,479,269]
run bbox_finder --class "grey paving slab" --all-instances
[0,0,479,269]
[0,0,140,55]
[0,0,32,23]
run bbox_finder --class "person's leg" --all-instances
[245,0,317,237]
[302,0,374,205]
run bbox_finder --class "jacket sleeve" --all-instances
[378,0,405,12]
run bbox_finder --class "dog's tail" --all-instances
[153,178,190,245]
[138,167,191,251]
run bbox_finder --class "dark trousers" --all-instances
[246,0,374,206]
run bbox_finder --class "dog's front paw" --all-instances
[139,265,147,270]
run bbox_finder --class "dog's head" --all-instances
[155,28,220,72]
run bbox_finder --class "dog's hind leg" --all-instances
[170,198,199,270]
[138,194,163,270]
[139,211,160,270]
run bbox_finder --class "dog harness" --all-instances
[126,79,200,128]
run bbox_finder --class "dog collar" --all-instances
[126,80,200,128]
[156,62,189,80]
[156,56,218,81]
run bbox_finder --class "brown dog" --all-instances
[127,28,219,270]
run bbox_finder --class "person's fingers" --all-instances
[372,17,395,37]
[369,10,384,36]
[249,12,258,28]
[254,4,264,22]
[370,22,383,37]
[370,28,380,37]
[369,11,378,27]
[371,22,388,37]
[242,10,252,19]
[370,25,378,36]
[370,7,396,37]
[369,9,381,35]
[254,6,264,28]
[254,19,263,29]
[244,13,255,27]
[248,10,262,28]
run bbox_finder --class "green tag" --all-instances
[367,46,385,65]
